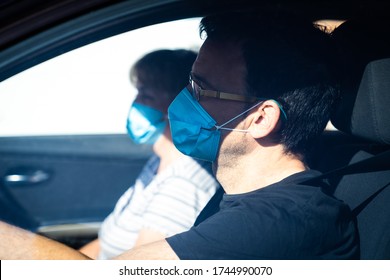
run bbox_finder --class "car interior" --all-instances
[0,0,389,259]
[311,17,390,259]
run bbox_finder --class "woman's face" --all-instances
[133,80,173,115]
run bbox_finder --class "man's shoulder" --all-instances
[220,169,349,223]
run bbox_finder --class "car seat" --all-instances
[322,17,390,259]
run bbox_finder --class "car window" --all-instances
[0,18,202,137]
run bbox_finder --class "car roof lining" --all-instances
[1,0,388,49]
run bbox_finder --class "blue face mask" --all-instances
[126,103,166,145]
[168,88,267,162]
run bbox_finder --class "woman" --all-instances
[80,49,219,259]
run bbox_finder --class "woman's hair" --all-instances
[130,49,197,101]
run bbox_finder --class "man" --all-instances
[0,11,359,259]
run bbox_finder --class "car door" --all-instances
[0,17,202,248]
[0,134,152,246]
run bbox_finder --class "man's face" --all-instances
[191,38,252,168]
[191,38,248,127]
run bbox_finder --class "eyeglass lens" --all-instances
[189,75,200,101]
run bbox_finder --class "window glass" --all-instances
[0,18,202,136]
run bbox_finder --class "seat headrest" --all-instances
[331,17,390,144]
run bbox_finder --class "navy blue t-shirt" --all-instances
[166,170,359,259]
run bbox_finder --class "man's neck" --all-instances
[215,146,307,195]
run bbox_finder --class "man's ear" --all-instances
[248,100,281,139]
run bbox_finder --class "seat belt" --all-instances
[302,148,390,214]
[303,149,390,185]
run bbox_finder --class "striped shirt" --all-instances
[98,155,219,259]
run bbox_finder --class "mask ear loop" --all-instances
[215,99,288,132]
[215,100,265,131]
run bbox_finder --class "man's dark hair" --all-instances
[130,49,197,101]
[200,12,339,160]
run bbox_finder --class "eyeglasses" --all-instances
[189,74,288,120]
[189,74,262,103]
